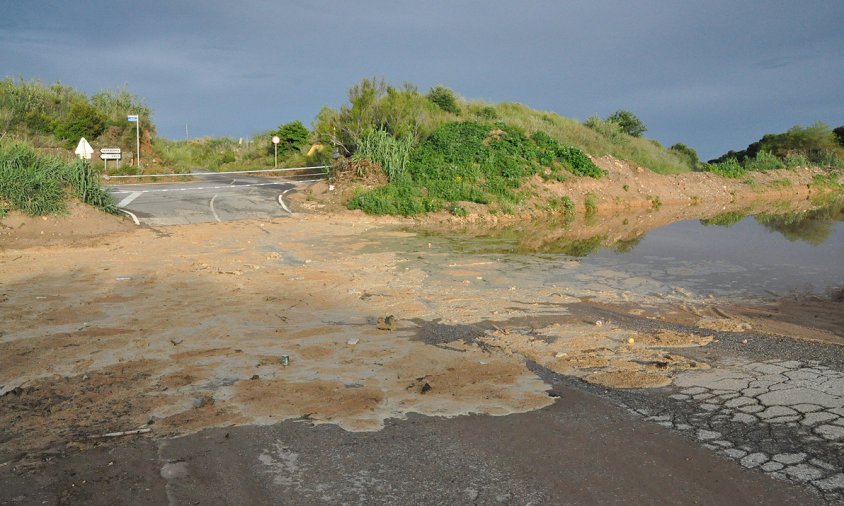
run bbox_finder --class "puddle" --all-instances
[384,197,844,300]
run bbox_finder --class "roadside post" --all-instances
[272,135,280,168]
[128,114,140,168]
[100,148,122,177]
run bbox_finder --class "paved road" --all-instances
[0,378,814,505]
[106,171,298,226]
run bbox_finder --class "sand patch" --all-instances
[584,370,672,389]
[635,329,714,348]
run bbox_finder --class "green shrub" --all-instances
[744,150,784,172]
[583,115,626,144]
[705,158,746,178]
[785,152,810,169]
[54,102,107,142]
[272,121,310,156]
[427,85,461,114]
[670,143,700,170]
[606,110,647,137]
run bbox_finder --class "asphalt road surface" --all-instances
[106,171,298,226]
[0,378,815,505]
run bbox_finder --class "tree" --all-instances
[834,126,844,148]
[274,120,309,156]
[427,85,461,115]
[606,110,646,137]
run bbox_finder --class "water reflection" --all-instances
[700,197,844,247]
[425,196,844,257]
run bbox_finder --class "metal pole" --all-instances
[136,116,141,169]
[274,143,278,168]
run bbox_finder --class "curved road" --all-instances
[106,171,297,226]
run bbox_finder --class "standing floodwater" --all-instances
[407,197,844,301]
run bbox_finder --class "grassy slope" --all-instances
[471,102,692,175]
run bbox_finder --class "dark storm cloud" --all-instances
[2,0,843,158]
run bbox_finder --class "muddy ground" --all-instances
[1,164,842,503]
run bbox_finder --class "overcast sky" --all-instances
[2,1,843,159]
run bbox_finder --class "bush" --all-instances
[670,143,700,170]
[347,120,602,215]
[584,115,626,144]
[744,150,784,172]
[606,110,647,137]
[54,102,106,142]
[427,85,461,115]
[273,120,310,156]
[705,158,746,178]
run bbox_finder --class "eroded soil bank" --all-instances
[1,187,841,468]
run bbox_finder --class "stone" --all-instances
[793,404,823,413]
[740,452,768,468]
[766,415,801,423]
[773,453,806,465]
[693,393,713,400]
[757,388,841,408]
[700,403,719,412]
[776,360,802,369]
[759,406,797,419]
[801,412,838,426]
[738,404,765,414]
[680,387,708,395]
[784,464,824,481]
[669,394,689,401]
[815,424,844,440]
[697,429,722,441]
[713,440,733,448]
[814,473,844,491]
[723,448,747,459]
[674,424,692,430]
[732,413,758,424]
[810,459,837,471]
[761,462,785,472]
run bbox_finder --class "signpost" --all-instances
[272,135,280,168]
[128,114,140,168]
[100,148,122,176]
[75,138,94,160]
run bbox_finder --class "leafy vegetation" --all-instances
[352,129,412,182]
[348,120,601,215]
[0,78,153,152]
[0,141,116,216]
[605,110,647,137]
[710,123,844,167]
[427,85,461,115]
[272,121,309,157]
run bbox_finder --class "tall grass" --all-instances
[352,129,412,182]
[0,141,117,216]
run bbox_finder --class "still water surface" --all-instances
[423,199,844,299]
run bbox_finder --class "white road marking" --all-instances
[118,209,140,226]
[117,191,142,208]
[209,194,222,223]
[278,189,293,214]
